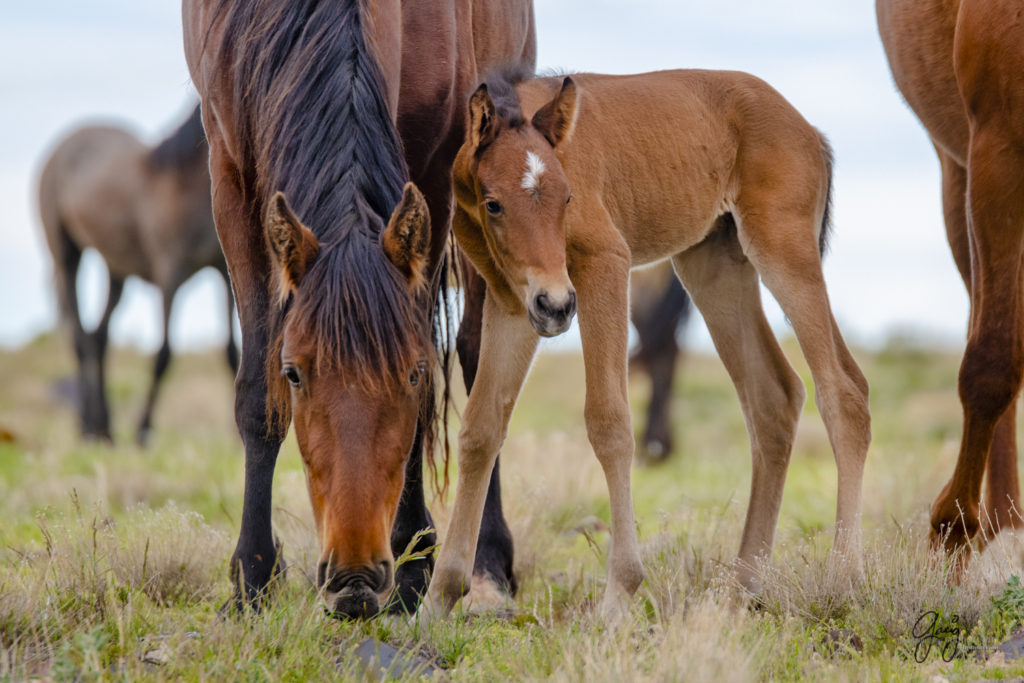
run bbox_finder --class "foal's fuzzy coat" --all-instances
[422,68,871,619]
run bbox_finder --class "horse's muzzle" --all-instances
[320,561,392,620]
[528,289,577,337]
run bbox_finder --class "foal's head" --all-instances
[264,185,431,618]
[454,76,580,337]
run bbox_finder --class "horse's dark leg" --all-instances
[930,115,1024,555]
[935,147,1023,540]
[206,138,287,610]
[458,266,517,596]
[386,417,437,614]
[136,288,175,446]
[218,263,240,377]
[82,269,124,440]
[633,278,691,461]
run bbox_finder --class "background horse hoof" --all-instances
[461,571,516,616]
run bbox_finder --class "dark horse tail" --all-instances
[818,133,835,258]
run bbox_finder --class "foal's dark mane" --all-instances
[481,64,535,129]
[147,104,207,170]
[211,0,428,409]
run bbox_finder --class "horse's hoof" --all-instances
[461,571,516,617]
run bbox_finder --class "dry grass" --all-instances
[2,333,1024,679]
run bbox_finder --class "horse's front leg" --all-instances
[457,266,518,604]
[207,137,287,611]
[419,293,538,621]
[574,251,644,619]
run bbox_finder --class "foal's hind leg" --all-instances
[740,213,870,576]
[672,226,806,593]
[935,148,1022,541]
[81,268,125,441]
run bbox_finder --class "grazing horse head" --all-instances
[265,185,431,618]
[453,75,580,337]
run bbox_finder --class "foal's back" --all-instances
[516,70,828,264]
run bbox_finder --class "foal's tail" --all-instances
[818,132,835,259]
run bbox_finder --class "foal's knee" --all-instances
[584,404,635,467]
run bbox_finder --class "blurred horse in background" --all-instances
[38,104,237,444]
[878,0,1024,558]
[630,261,692,461]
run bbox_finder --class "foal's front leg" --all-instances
[574,252,644,618]
[420,294,538,621]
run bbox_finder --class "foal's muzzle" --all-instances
[319,560,393,619]
[528,289,577,337]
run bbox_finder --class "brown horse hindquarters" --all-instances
[878,0,1024,556]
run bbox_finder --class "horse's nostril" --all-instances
[565,290,577,317]
[534,292,553,316]
[317,561,330,589]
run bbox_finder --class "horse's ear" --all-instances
[468,83,498,151]
[383,182,430,288]
[266,191,320,300]
[532,76,578,148]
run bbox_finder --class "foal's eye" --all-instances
[566,194,573,206]
[282,365,302,388]
[484,200,503,216]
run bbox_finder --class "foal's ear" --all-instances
[532,77,578,148]
[383,182,431,288]
[266,191,320,300]
[468,83,498,151]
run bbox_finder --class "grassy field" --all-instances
[2,331,1024,680]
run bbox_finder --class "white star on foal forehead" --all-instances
[521,150,546,198]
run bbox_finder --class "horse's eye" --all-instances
[566,194,572,206]
[282,365,302,388]
[410,361,428,387]
[484,200,503,216]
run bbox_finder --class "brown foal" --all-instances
[421,68,871,620]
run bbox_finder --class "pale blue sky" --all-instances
[0,1,962,353]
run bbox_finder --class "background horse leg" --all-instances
[207,138,288,609]
[217,263,240,377]
[573,249,644,619]
[632,277,690,460]
[673,223,805,594]
[457,266,518,603]
[931,119,1024,554]
[136,287,176,446]
[421,294,538,620]
[85,268,124,440]
[741,209,870,579]
[936,147,1023,540]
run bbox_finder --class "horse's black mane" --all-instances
[214,0,426,399]
[147,104,207,170]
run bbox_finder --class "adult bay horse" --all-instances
[182,0,534,618]
[38,105,238,444]
[877,0,1024,556]
[422,68,870,619]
